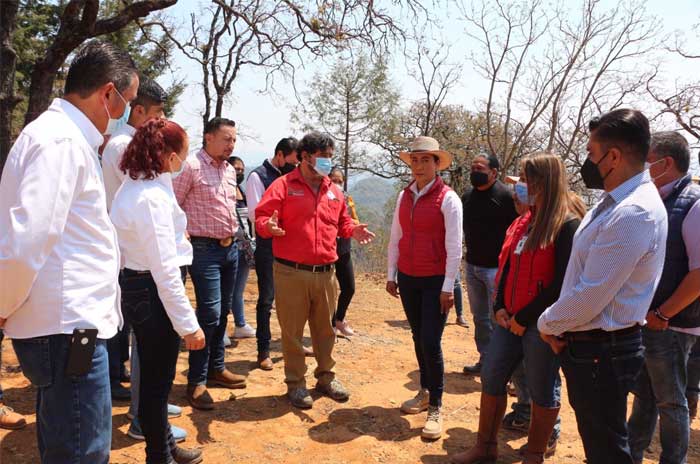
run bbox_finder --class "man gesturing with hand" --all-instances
[255,132,374,410]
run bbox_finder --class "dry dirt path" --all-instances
[1,273,699,463]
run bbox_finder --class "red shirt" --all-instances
[255,167,355,265]
[173,149,239,240]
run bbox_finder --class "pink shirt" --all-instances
[173,149,239,239]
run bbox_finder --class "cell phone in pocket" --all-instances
[65,328,98,377]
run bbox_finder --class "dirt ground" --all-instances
[1,273,699,463]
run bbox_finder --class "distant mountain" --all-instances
[349,176,397,225]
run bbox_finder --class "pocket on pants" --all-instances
[611,348,645,393]
[12,337,52,388]
[121,288,152,326]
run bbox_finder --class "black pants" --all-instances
[561,329,644,464]
[397,272,447,407]
[333,251,355,324]
[255,239,274,355]
[107,322,130,384]
[120,270,182,464]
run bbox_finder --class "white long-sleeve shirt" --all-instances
[246,160,279,232]
[102,124,136,211]
[110,174,200,337]
[0,98,121,339]
[387,178,463,293]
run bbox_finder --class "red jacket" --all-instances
[397,177,450,277]
[496,211,555,315]
[254,167,355,265]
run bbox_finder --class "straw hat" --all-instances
[399,136,453,170]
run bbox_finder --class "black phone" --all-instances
[65,328,98,377]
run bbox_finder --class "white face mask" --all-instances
[644,158,667,181]
[170,154,186,179]
[104,87,130,135]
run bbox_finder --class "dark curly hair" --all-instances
[120,118,188,180]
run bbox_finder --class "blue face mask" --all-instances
[515,181,535,206]
[104,88,130,135]
[314,157,333,176]
[170,154,186,179]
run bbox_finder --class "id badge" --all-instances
[514,236,527,255]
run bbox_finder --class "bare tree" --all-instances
[145,0,430,132]
[462,0,660,175]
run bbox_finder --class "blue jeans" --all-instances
[454,270,464,318]
[628,328,697,464]
[464,263,497,360]
[397,272,448,407]
[188,240,238,385]
[254,239,274,355]
[686,337,700,401]
[13,335,111,464]
[231,251,250,327]
[561,330,644,464]
[121,271,181,463]
[481,325,561,408]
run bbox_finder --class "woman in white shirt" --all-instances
[111,118,205,464]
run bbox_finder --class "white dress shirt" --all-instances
[0,98,121,339]
[102,124,136,211]
[387,178,464,293]
[246,160,280,233]
[110,174,200,337]
[538,171,668,336]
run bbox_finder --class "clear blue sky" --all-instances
[164,0,699,171]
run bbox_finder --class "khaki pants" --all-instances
[273,261,337,389]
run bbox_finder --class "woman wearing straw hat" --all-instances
[386,136,463,439]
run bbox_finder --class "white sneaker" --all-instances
[335,320,355,336]
[233,324,256,339]
[401,388,429,414]
[421,406,442,440]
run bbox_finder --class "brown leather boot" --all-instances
[451,393,507,464]
[207,369,246,389]
[522,403,560,464]
[186,384,214,411]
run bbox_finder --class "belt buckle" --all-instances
[219,237,233,247]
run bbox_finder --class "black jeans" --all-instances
[120,270,182,464]
[397,272,447,407]
[333,251,355,324]
[254,239,274,355]
[561,329,644,464]
[106,322,130,384]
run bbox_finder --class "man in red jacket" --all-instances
[255,131,374,409]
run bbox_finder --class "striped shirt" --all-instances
[537,171,668,336]
[172,149,239,240]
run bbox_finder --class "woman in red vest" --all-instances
[451,152,584,464]
[386,136,463,440]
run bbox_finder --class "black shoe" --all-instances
[172,446,203,464]
[110,382,131,401]
[463,362,482,375]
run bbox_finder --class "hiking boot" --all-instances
[502,409,529,433]
[186,384,214,411]
[233,324,256,339]
[463,362,482,376]
[288,387,313,409]
[207,369,246,389]
[171,445,203,464]
[316,379,350,402]
[111,382,131,401]
[401,388,430,414]
[456,315,469,327]
[257,352,274,371]
[422,406,442,440]
[0,405,26,430]
[335,320,355,337]
[450,393,507,464]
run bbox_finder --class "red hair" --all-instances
[120,118,187,180]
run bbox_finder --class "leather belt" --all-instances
[190,236,236,247]
[275,258,334,273]
[564,324,641,343]
[122,268,152,277]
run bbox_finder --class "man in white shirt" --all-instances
[538,109,668,464]
[0,40,138,464]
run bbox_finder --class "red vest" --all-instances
[397,177,450,277]
[496,211,555,315]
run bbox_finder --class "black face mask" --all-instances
[580,151,612,190]
[470,171,490,187]
[236,173,244,185]
[280,162,296,174]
